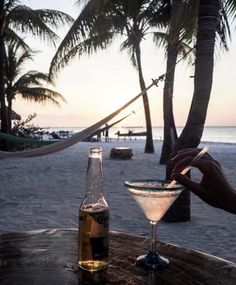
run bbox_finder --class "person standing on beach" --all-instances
[171,148,236,214]
[105,124,109,142]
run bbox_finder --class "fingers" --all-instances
[171,148,221,169]
[172,155,209,174]
[171,148,210,162]
[171,172,203,197]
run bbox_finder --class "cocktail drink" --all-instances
[124,179,184,270]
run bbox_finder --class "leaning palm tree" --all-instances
[0,0,73,134]
[167,0,234,154]
[5,42,66,130]
[159,0,196,164]
[50,0,172,153]
[163,0,236,222]
[175,0,232,149]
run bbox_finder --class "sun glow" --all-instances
[13,0,236,128]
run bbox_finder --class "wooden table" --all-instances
[0,229,236,284]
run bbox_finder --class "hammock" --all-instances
[0,111,133,145]
[0,78,161,159]
[0,131,56,145]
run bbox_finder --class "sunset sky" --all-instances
[14,0,236,128]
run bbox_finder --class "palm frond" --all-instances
[4,0,19,12]
[224,0,236,22]
[7,5,60,45]
[217,2,231,51]
[49,0,116,78]
[152,31,168,49]
[16,49,34,67]
[178,0,199,44]
[176,41,195,66]
[18,87,66,105]
[50,30,115,78]
[15,71,50,89]
[120,39,137,68]
[33,9,74,28]
[5,41,31,82]
[5,28,30,51]
[146,0,171,29]
[76,0,110,13]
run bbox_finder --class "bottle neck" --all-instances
[82,148,108,208]
[86,156,103,198]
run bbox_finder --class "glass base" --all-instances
[136,252,169,270]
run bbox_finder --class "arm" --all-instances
[171,148,236,214]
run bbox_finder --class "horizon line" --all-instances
[42,125,236,129]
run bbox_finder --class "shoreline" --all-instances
[41,125,236,144]
[0,140,236,263]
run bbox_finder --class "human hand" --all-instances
[171,148,236,214]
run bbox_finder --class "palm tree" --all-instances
[169,0,234,153]
[163,0,236,222]
[175,0,228,149]
[5,42,66,130]
[159,0,196,164]
[0,0,73,134]
[50,0,172,153]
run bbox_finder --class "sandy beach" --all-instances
[0,140,236,264]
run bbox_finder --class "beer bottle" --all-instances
[78,147,109,272]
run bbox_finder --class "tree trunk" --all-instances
[7,97,12,131]
[176,0,220,149]
[0,6,8,134]
[0,35,7,134]
[159,0,183,164]
[135,43,154,153]
[163,0,220,222]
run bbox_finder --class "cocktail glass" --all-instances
[124,179,184,270]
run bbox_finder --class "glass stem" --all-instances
[149,221,157,255]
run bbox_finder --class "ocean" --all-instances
[43,126,236,144]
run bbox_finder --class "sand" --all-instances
[0,140,236,263]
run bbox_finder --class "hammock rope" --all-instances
[0,77,163,159]
[85,111,135,139]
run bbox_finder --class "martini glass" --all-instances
[124,179,184,270]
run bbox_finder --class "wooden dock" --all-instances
[116,131,147,140]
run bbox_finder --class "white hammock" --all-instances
[0,78,159,159]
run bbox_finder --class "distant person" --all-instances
[128,129,133,140]
[115,131,120,141]
[105,124,109,142]
[171,148,236,214]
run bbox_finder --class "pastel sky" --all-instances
[14,0,236,127]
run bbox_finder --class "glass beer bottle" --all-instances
[78,147,109,272]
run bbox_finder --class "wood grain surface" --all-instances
[0,229,235,284]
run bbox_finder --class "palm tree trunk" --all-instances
[0,35,8,133]
[135,43,154,153]
[0,5,8,135]
[7,97,12,131]
[160,0,183,165]
[163,0,220,222]
[176,0,220,149]
[159,48,178,164]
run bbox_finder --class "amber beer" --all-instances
[78,204,109,271]
[78,148,109,272]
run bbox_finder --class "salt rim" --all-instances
[124,179,183,190]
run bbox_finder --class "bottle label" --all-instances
[92,211,109,228]
[90,210,109,259]
[79,206,109,262]
[90,236,108,259]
